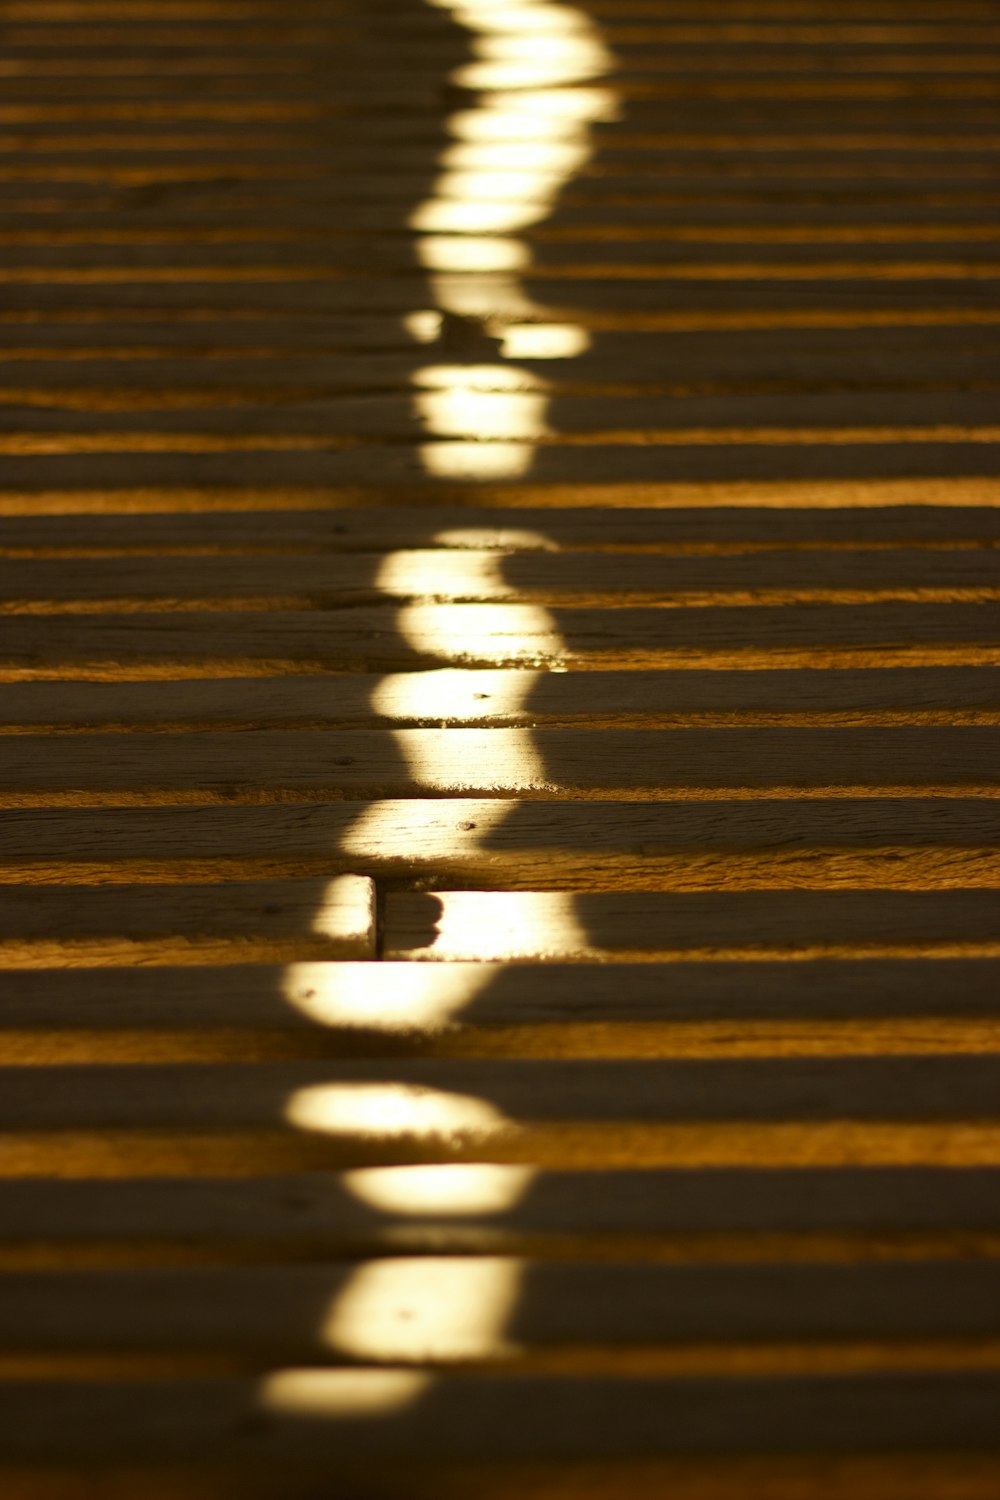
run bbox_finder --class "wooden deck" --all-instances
[2,0,1000,1493]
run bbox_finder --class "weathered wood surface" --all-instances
[6,0,1000,1486]
[3,727,998,793]
[5,504,1000,548]
[4,445,1000,490]
[4,959,1000,1030]
[0,876,375,948]
[3,800,1000,896]
[3,547,998,602]
[5,603,1000,673]
[2,666,998,728]
[2,1056,999,1129]
[5,1164,1000,1246]
[3,1258,1000,1353]
[382,889,1000,960]
[0,1372,998,1466]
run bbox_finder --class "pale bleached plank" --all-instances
[1,727,998,793]
[3,603,999,671]
[0,1055,997,1129]
[1,667,998,729]
[0,1370,997,1462]
[2,1258,999,1354]
[0,876,374,952]
[385,889,1000,960]
[2,546,997,603]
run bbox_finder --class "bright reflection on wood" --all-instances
[370,668,546,721]
[282,961,497,1030]
[305,875,376,946]
[500,322,591,358]
[417,235,529,273]
[261,1369,430,1417]
[400,891,588,962]
[376,542,551,597]
[322,1257,524,1361]
[409,0,614,480]
[343,1164,534,1216]
[418,441,538,479]
[413,379,546,442]
[394,601,563,663]
[291,0,610,1423]
[284,1083,507,1140]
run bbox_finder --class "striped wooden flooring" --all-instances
[2,0,1000,1494]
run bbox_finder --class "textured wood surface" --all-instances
[3,0,1000,1492]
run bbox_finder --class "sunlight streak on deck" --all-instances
[292,0,613,1417]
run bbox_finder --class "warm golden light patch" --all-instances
[281,961,498,1031]
[306,876,376,948]
[322,1257,524,1361]
[343,1164,534,1216]
[284,1082,507,1140]
[260,1369,429,1417]
[370,668,546,722]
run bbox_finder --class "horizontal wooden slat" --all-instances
[9,392,1000,437]
[3,604,999,673]
[8,240,1000,272]
[0,1055,998,1128]
[3,958,1000,1032]
[385,888,1000,959]
[2,546,996,605]
[0,875,375,953]
[3,443,999,491]
[3,799,999,893]
[9,278,998,318]
[4,1165,1000,1246]
[1,728,998,795]
[2,1258,999,1354]
[0,1370,997,1463]
[3,324,998,376]
[5,505,998,550]
[1,668,998,729]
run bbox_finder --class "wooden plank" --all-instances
[2,1258,999,1354]
[5,505,999,551]
[3,799,1000,894]
[3,324,999,376]
[9,238,1000,272]
[384,889,1000,960]
[6,202,1000,234]
[3,1165,999,1247]
[1,667,999,729]
[2,604,999,672]
[1,728,998,795]
[9,390,1000,437]
[3,958,1000,1032]
[0,1055,998,1129]
[3,443,998,491]
[9,278,998,318]
[0,876,374,954]
[0,1370,997,1463]
[2,546,997,605]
